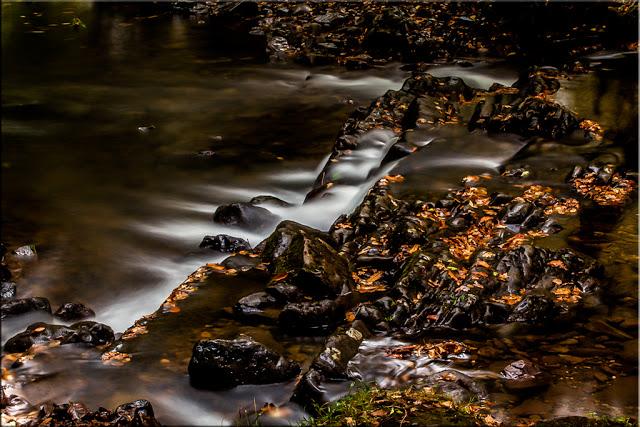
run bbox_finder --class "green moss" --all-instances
[300,383,492,427]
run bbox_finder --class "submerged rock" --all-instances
[233,291,278,320]
[501,359,551,392]
[200,234,251,252]
[1,297,51,319]
[54,302,95,322]
[188,337,300,390]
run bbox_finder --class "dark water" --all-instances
[2,2,637,425]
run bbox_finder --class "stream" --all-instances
[2,2,637,425]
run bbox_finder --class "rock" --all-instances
[421,370,488,403]
[1,281,16,301]
[260,220,334,263]
[584,319,634,341]
[291,321,370,406]
[27,399,160,426]
[233,291,278,320]
[268,233,353,297]
[188,337,300,390]
[265,282,305,303]
[54,302,95,322]
[250,195,292,207]
[12,245,37,260]
[213,202,278,231]
[278,300,341,334]
[501,360,551,392]
[200,234,251,252]
[3,321,114,353]
[1,297,51,319]
[68,321,115,346]
[507,293,557,324]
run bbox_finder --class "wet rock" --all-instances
[68,321,115,346]
[233,291,278,320]
[27,399,161,427]
[265,282,304,303]
[200,234,251,252]
[279,299,340,334]
[1,297,51,319]
[250,195,292,207]
[291,321,370,406]
[260,220,334,262]
[1,281,16,301]
[501,359,551,392]
[502,201,534,224]
[507,293,557,324]
[470,96,580,139]
[188,337,300,389]
[54,302,95,322]
[267,231,353,297]
[3,321,114,353]
[12,245,37,260]
[213,202,278,231]
[420,370,488,403]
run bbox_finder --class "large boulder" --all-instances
[266,231,353,297]
[213,202,279,231]
[260,220,334,262]
[188,337,300,390]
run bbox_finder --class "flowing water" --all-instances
[2,2,637,425]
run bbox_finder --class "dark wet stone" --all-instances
[507,293,557,324]
[67,321,115,346]
[200,234,251,252]
[250,195,292,207]
[3,321,114,353]
[501,359,551,392]
[260,220,334,263]
[219,254,262,271]
[421,370,488,403]
[291,321,370,406]
[503,201,534,224]
[3,322,74,353]
[279,300,340,334]
[213,202,278,231]
[54,302,95,322]
[233,291,278,319]
[1,297,51,319]
[1,281,16,301]
[30,399,160,427]
[267,230,353,298]
[188,337,300,390]
[265,282,304,303]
